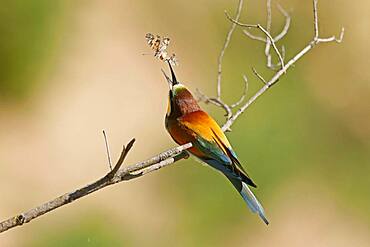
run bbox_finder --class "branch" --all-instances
[102,130,113,170]
[225,11,285,70]
[0,140,191,233]
[243,1,291,69]
[197,0,248,128]
[0,0,344,234]
[221,0,344,131]
[199,0,343,132]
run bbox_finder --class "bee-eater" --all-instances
[163,62,268,225]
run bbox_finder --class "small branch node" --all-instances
[15,215,25,225]
[108,138,135,179]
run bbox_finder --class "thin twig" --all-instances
[199,0,247,119]
[230,75,249,109]
[243,3,291,43]
[265,2,290,69]
[217,0,244,100]
[251,67,267,85]
[109,138,135,176]
[274,4,291,42]
[243,31,266,42]
[196,89,233,120]
[313,0,319,39]
[265,0,273,67]
[312,0,344,44]
[225,11,285,70]
[266,0,272,34]
[243,1,290,70]
[222,0,344,131]
[102,130,112,171]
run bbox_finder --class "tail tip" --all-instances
[260,213,269,225]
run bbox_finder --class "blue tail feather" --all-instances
[199,158,269,225]
[240,181,269,225]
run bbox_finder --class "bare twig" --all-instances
[102,130,112,171]
[196,89,233,120]
[243,31,266,42]
[251,67,267,85]
[198,0,247,123]
[225,11,285,70]
[243,1,291,69]
[313,0,319,39]
[265,0,273,68]
[198,1,286,130]
[221,0,344,131]
[196,73,248,122]
[217,0,244,100]
[0,140,191,233]
[312,0,344,44]
[0,0,344,234]
[266,0,272,34]
[230,75,249,109]
[274,4,291,42]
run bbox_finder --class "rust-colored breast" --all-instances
[174,88,200,115]
[166,119,206,158]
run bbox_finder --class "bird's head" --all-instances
[162,62,200,118]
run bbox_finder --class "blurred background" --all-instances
[0,0,369,246]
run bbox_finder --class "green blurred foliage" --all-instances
[0,0,65,99]
[28,212,130,247]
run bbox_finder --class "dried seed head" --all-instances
[145,33,178,66]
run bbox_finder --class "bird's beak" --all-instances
[161,61,178,91]
[168,61,178,86]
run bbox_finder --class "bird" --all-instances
[162,62,269,225]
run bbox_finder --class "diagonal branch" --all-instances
[221,0,344,131]
[0,140,191,233]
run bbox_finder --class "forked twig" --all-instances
[0,139,192,233]
[198,0,248,125]
[244,1,291,69]
[225,11,285,70]
[222,0,344,131]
